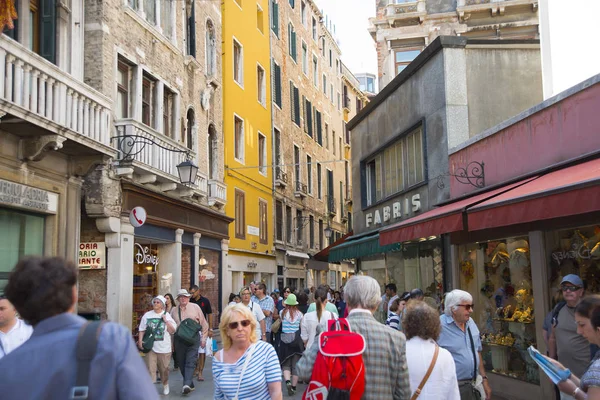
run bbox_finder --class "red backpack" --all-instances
[302,318,366,400]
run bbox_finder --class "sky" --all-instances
[315,0,378,77]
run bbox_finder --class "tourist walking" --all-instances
[301,287,336,350]
[279,293,304,396]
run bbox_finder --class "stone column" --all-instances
[101,217,135,328]
[159,229,183,293]
[65,176,84,262]
[194,233,201,286]
[221,239,230,309]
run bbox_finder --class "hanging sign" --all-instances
[129,206,147,228]
[78,242,106,269]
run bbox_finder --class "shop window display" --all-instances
[458,237,539,384]
[132,244,159,337]
[546,226,600,304]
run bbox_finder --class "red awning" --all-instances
[468,158,600,231]
[313,231,353,262]
[379,178,537,245]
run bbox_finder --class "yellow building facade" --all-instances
[222,0,275,302]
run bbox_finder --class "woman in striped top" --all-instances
[212,304,282,400]
[278,293,304,396]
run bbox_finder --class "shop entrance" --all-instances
[132,242,159,335]
[0,208,45,294]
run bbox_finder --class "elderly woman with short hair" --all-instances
[403,301,460,399]
[212,303,282,400]
[438,290,492,400]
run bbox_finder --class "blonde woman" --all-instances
[212,304,282,400]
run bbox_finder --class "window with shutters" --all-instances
[186,0,196,57]
[324,124,329,150]
[312,17,317,41]
[144,0,156,24]
[322,74,327,96]
[233,38,244,86]
[312,55,318,87]
[31,0,57,63]
[234,114,245,162]
[309,215,315,248]
[271,0,279,37]
[275,200,284,242]
[317,163,322,199]
[259,199,268,244]
[116,59,132,119]
[160,0,174,39]
[286,206,293,244]
[315,111,322,146]
[235,189,246,239]
[302,42,308,76]
[272,60,282,108]
[329,49,333,67]
[321,38,326,57]
[142,74,156,128]
[304,98,313,137]
[301,1,307,26]
[290,82,300,126]
[288,23,297,62]
[258,132,267,175]
[257,64,266,106]
[330,84,334,103]
[206,20,216,76]
[307,155,312,195]
[163,86,174,138]
[296,209,303,245]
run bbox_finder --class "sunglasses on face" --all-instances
[562,286,582,292]
[285,290,291,293]
[457,304,474,311]
[228,320,251,329]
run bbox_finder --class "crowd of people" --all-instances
[3,257,600,400]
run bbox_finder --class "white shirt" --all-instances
[406,337,460,400]
[301,309,336,350]
[247,301,265,336]
[0,319,33,359]
[139,310,177,354]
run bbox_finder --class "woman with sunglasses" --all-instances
[213,303,283,400]
[546,295,600,400]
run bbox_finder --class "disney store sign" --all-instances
[135,243,159,267]
[552,243,592,265]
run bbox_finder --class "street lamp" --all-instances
[177,159,199,186]
[324,225,333,239]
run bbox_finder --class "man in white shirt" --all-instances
[240,287,266,341]
[385,283,399,316]
[0,296,33,359]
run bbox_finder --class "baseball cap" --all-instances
[274,288,280,293]
[561,274,583,287]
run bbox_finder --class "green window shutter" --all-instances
[307,101,313,137]
[294,87,300,125]
[316,111,322,145]
[272,1,279,37]
[40,0,57,64]
[290,81,295,122]
[275,64,282,107]
[302,96,307,133]
[292,31,297,61]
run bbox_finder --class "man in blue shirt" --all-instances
[438,289,492,400]
[0,256,159,399]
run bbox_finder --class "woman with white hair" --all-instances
[138,295,177,395]
[438,290,492,400]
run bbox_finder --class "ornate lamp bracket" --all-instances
[437,161,485,189]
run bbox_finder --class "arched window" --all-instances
[208,124,217,179]
[206,20,216,76]
[186,108,195,150]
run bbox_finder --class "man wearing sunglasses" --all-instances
[549,274,590,400]
[439,289,491,400]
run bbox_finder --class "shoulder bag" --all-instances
[70,321,105,400]
[410,344,439,400]
[467,325,484,400]
[141,312,165,353]
[175,307,202,346]
[231,343,258,400]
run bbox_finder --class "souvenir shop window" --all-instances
[545,225,600,305]
[458,237,539,384]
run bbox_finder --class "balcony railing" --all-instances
[294,181,308,198]
[275,166,288,187]
[208,179,227,207]
[114,119,195,182]
[456,0,538,19]
[0,35,112,149]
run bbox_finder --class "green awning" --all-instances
[328,233,401,262]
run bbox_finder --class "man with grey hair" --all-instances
[439,290,492,400]
[297,275,411,399]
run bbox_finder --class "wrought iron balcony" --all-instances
[295,181,308,198]
[208,179,227,207]
[384,1,426,26]
[0,35,114,158]
[275,167,288,188]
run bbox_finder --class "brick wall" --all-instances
[78,214,108,318]
[181,246,192,291]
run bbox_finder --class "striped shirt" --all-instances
[280,309,302,334]
[386,312,401,331]
[212,341,281,400]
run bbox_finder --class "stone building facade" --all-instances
[270,0,368,290]
[76,0,231,330]
[371,0,540,88]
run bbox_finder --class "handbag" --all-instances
[141,312,165,353]
[175,307,202,346]
[410,344,439,400]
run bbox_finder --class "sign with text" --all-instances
[247,225,260,236]
[0,179,58,214]
[78,242,106,269]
